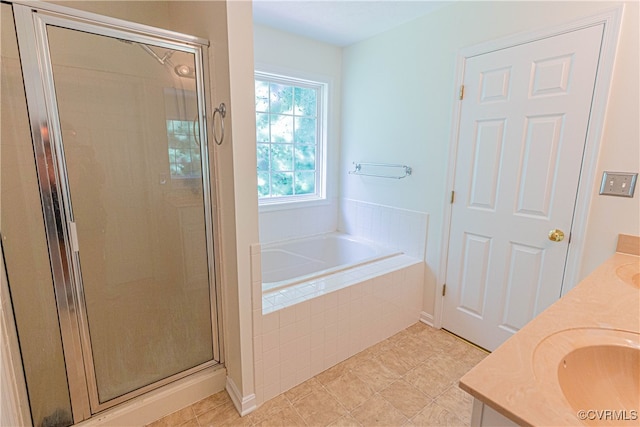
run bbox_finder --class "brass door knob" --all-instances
[548,229,565,242]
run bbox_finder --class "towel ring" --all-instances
[213,102,226,145]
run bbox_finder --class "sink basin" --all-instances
[616,263,640,288]
[558,345,639,418]
[533,328,640,425]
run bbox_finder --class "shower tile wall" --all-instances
[339,198,429,259]
[259,200,338,244]
[250,243,423,406]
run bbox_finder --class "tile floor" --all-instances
[148,322,488,427]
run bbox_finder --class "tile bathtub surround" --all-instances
[259,201,337,244]
[339,198,429,260]
[147,323,488,426]
[255,262,424,405]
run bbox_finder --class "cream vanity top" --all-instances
[459,235,640,426]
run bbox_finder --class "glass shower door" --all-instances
[15,7,219,415]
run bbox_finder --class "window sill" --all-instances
[258,196,331,213]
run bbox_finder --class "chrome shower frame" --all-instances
[11,1,221,422]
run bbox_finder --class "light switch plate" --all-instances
[599,171,637,197]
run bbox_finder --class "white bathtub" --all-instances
[261,233,400,292]
[254,235,424,403]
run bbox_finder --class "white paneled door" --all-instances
[443,24,604,351]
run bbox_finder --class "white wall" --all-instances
[341,0,639,317]
[224,0,260,409]
[253,24,342,243]
[579,1,640,276]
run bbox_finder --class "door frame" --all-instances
[434,6,624,329]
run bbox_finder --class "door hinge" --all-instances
[459,85,465,100]
[450,191,455,204]
[442,284,447,297]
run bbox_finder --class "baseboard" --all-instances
[420,311,435,327]
[226,376,257,417]
[76,366,226,426]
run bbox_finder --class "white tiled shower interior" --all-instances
[251,198,429,405]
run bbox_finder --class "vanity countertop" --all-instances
[459,235,640,426]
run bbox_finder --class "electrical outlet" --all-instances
[599,171,638,197]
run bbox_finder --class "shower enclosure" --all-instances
[1,2,221,425]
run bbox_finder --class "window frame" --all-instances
[254,71,327,208]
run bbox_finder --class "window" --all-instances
[165,88,201,180]
[167,119,201,179]
[255,72,325,203]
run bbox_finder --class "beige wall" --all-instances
[56,1,172,28]
[1,5,71,423]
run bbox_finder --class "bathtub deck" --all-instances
[262,254,420,314]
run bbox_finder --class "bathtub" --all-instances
[261,233,400,292]
[253,233,424,403]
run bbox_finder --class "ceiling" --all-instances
[252,0,449,47]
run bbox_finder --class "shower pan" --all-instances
[1,2,221,426]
